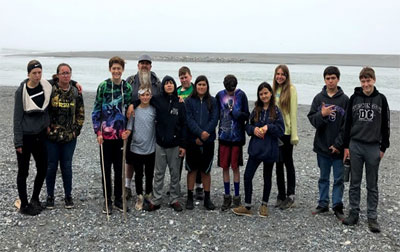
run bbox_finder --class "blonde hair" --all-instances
[273,64,292,114]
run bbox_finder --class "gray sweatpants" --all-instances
[152,144,181,205]
[349,140,381,219]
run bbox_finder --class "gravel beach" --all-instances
[1,86,399,251]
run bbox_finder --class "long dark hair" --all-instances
[191,75,213,111]
[254,82,276,122]
[52,63,72,83]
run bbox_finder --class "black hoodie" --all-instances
[308,86,349,159]
[150,75,187,149]
[343,86,390,152]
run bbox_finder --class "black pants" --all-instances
[16,131,48,208]
[100,139,123,202]
[244,155,274,205]
[276,134,296,200]
[132,152,155,195]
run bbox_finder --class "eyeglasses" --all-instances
[59,72,71,76]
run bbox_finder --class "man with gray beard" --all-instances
[125,54,161,200]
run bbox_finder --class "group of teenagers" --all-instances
[14,54,390,234]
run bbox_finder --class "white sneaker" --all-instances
[135,195,144,210]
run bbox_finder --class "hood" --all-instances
[354,86,379,97]
[321,86,344,98]
[161,75,178,97]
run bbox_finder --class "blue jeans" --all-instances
[46,139,77,198]
[317,154,344,208]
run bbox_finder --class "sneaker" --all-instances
[135,195,144,211]
[20,203,41,216]
[102,200,113,215]
[46,196,55,210]
[221,195,232,211]
[259,205,269,217]
[186,197,194,210]
[312,206,329,215]
[280,196,295,210]
[204,198,215,211]
[125,187,132,200]
[30,199,45,212]
[333,204,345,221]
[233,195,241,207]
[232,205,252,217]
[275,198,283,208]
[368,218,381,233]
[170,202,183,212]
[64,196,74,209]
[114,199,129,213]
[195,187,204,200]
[144,201,161,212]
[342,211,359,226]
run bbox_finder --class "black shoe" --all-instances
[186,197,194,210]
[195,187,204,200]
[30,199,45,211]
[114,199,130,213]
[204,198,215,210]
[342,211,359,226]
[102,200,113,215]
[312,206,329,215]
[143,201,161,212]
[170,202,183,212]
[333,204,345,221]
[221,195,232,211]
[368,218,381,233]
[64,196,74,209]
[20,203,41,216]
[233,195,241,207]
[46,196,55,210]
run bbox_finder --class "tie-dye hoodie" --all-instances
[92,78,132,140]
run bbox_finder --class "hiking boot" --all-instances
[312,206,329,215]
[170,202,183,212]
[232,205,252,217]
[259,205,269,217]
[195,187,204,200]
[64,196,74,209]
[46,196,55,210]
[221,195,232,211]
[186,197,194,210]
[233,195,241,207]
[20,203,41,216]
[368,218,381,233]
[102,200,113,215]
[30,199,45,212]
[280,196,295,210]
[342,211,359,226]
[114,199,129,213]
[275,198,283,208]
[125,187,132,200]
[204,198,215,211]
[135,195,144,211]
[333,204,345,221]
[144,193,152,201]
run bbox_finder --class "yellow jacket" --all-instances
[275,85,299,145]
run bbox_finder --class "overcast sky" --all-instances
[1,0,399,54]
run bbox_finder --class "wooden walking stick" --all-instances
[100,143,110,221]
[122,138,128,221]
